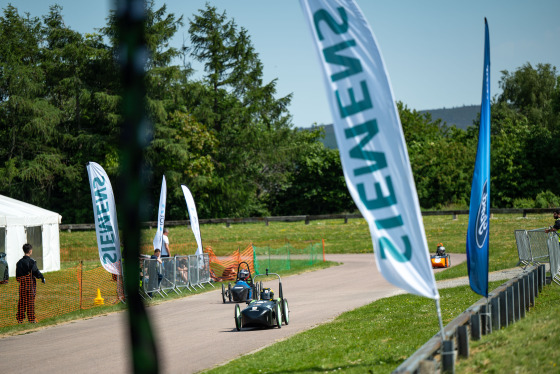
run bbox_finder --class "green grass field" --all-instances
[5,213,555,372]
[60,212,550,266]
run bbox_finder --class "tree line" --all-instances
[1,2,559,224]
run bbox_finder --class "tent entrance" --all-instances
[0,227,5,255]
[26,226,43,271]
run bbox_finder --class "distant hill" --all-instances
[309,105,480,149]
[420,105,480,130]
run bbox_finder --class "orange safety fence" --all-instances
[206,245,255,281]
[0,263,124,328]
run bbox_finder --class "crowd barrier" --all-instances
[514,229,560,284]
[548,236,560,285]
[1,253,215,327]
[206,241,324,281]
[2,242,321,328]
[0,263,124,328]
[515,228,552,266]
[206,245,255,282]
[140,253,213,300]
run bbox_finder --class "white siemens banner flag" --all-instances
[86,162,122,275]
[153,175,167,251]
[300,0,438,299]
[181,185,203,256]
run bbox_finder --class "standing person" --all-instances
[161,228,171,257]
[16,243,45,323]
[545,209,560,242]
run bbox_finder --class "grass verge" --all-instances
[456,281,560,373]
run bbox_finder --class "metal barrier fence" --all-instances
[140,254,213,299]
[515,227,560,283]
[188,255,200,289]
[547,234,560,285]
[198,253,212,287]
[527,230,551,263]
[514,230,532,266]
[141,258,163,298]
[161,257,178,296]
[175,255,191,291]
[515,229,551,265]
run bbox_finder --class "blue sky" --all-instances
[11,0,560,128]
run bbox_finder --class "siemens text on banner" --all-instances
[466,19,491,298]
[86,162,122,275]
[153,175,167,251]
[181,185,203,256]
[300,0,438,299]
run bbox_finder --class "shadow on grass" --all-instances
[261,356,404,373]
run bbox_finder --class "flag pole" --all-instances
[435,298,445,340]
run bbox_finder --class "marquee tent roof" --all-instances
[0,195,61,226]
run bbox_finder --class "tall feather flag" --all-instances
[86,162,122,275]
[153,175,167,251]
[300,0,438,300]
[466,18,491,297]
[181,185,203,256]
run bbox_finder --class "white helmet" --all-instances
[239,269,249,280]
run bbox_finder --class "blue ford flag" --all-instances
[466,19,490,297]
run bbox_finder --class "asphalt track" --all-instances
[0,253,466,373]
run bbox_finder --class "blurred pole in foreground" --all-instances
[116,0,159,372]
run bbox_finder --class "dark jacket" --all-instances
[16,256,44,281]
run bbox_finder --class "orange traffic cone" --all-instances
[94,288,105,306]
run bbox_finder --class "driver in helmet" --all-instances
[436,243,446,256]
[238,268,249,281]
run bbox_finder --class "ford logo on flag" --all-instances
[475,181,489,248]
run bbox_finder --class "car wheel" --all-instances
[282,299,289,325]
[222,284,226,303]
[228,283,232,302]
[276,303,282,329]
[235,304,242,331]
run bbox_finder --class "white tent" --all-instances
[0,195,61,277]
